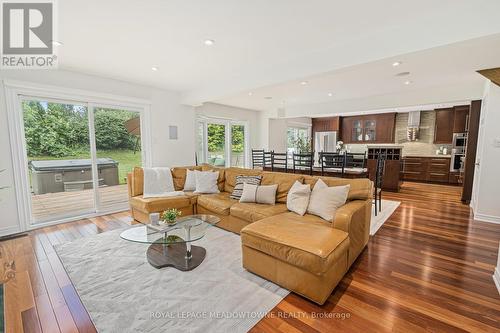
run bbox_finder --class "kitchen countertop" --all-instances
[403,154,451,158]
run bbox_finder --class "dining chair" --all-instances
[271,152,288,173]
[319,152,345,177]
[373,156,385,216]
[345,152,366,168]
[251,149,265,169]
[292,152,314,175]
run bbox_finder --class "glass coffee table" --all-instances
[120,214,220,271]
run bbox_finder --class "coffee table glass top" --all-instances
[120,214,220,245]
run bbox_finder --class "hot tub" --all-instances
[29,158,119,195]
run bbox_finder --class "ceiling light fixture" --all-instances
[392,61,402,67]
[328,92,333,97]
[248,92,253,96]
[204,39,215,46]
[151,66,159,71]
[404,80,412,85]
[300,81,308,85]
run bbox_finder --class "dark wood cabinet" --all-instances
[340,113,396,144]
[312,117,339,132]
[367,147,401,192]
[434,106,470,144]
[434,108,454,144]
[402,156,452,184]
[453,105,470,133]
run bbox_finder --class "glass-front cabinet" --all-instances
[351,120,363,142]
[364,120,376,141]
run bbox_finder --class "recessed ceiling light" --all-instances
[151,66,159,71]
[404,80,412,85]
[328,92,333,97]
[51,40,63,46]
[300,81,308,85]
[204,39,215,46]
[248,92,253,96]
[393,61,402,67]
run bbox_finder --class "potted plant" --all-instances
[294,136,312,153]
[161,208,182,225]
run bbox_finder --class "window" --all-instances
[287,127,311,156]
[196,118,249,168]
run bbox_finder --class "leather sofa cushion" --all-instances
[171,166,202,191]
[201,164,226,192]
[131,167,144,196]
[241,212,349,275]
[129,195,192,213]
[303,176,372,201]
[261,172,304,203]
[223,167,262,193]
[197,192,237,216]
[230,202,288,223]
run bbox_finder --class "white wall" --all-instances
[472,81,500,224]
[195,102,260,149]
[0,69,196,235]
[268,117,312,152]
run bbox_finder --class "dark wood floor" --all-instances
[1,182,500,332]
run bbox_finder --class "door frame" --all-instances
[4,80,152,231]
[196,116,250,168]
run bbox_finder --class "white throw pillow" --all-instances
[194,170,220,194]
[143,167,184,198]
[287,180,311,216]
[183,169,196,191]
[239,183,277,205]
[307,179,350,221]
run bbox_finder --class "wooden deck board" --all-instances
[1,182,499,332]
[31,185,129,222]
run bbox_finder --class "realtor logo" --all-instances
[1,0,57,68]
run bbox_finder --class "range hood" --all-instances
[406,111,421,141]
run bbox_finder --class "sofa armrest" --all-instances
[333,199,372,265]
[333,200,369,233]
[127,172,134,198]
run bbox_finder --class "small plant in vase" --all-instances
[336,141,345,154]
[161,208,182,225]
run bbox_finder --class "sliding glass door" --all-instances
[20,97,144,225]
[197,119,249,168]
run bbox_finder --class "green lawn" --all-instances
[29,149,142,184]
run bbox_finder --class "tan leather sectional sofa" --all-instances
[127,165,373,305]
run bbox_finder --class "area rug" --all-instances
[55,226,289,333]
[370,199,400,235]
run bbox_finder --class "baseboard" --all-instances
[0,225,21,237]
[474,213,500,224]
[493,268,500,295]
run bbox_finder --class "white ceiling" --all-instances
[56,0,500,109]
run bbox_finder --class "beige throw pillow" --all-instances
[286,180,311,216]
[239,183,277,205]
[307,179,350,221]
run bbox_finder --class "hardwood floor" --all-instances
[1,182,500,332]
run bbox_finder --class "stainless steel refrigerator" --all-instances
[314,131,337,166]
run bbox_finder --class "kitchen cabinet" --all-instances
[434,108,454,144]
[401,156,453,184]
[311,117,339,132]
[340,113,396,144]
[453,105,470,133]
[434,106,470,144]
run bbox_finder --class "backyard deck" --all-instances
[31,184,129,222]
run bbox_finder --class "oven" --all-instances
[452,133,467,149]
[450,148,465,172]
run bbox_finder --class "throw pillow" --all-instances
[239,183,278,205]
[183,169,197,191]
[143,167,184,198]
[230,175,262,200]
[307,179,350,221]
[194,170,220,194]
[287,180,311,216]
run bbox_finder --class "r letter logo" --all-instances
[1,0,57,69]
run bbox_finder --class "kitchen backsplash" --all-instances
[344,111,452,156]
